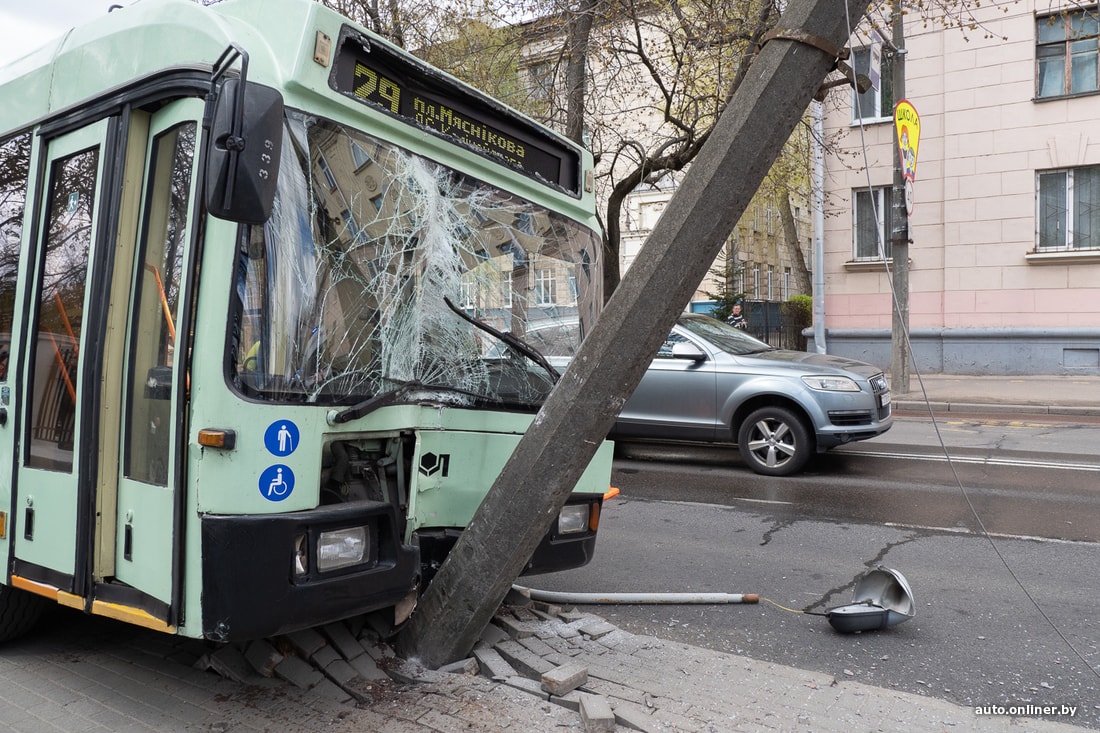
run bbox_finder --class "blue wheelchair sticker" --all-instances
[259,464,295,502]
[264,420,300,457]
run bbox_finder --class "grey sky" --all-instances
[0,1,138,66]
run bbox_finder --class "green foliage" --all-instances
[782,293,812,328]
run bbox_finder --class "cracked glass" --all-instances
[231,109,601,409]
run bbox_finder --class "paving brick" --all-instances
[492,614,535,640]
[348,652,390,681]
[243,639,283,678]
[321,621,367,660]
[494,639,555,678]
[310,643,342,670]
[578,619,618,640]
[437,657,479,676]
[472,646,516,680]
[195,645,260,685]
[284,627,327,658]
[274,653,325,690]
[517,635,557,658]
[579,692,617,732]
[611,700,661,733]
[541,662,588,696]
[324,658,359,686]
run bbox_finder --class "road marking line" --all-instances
[882,521,1097,546]
[843,450,1100,472]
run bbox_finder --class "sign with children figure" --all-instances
[894,99,920,215]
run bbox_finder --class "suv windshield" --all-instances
[678,315,775,355]
[231,110,601,407]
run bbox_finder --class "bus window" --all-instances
[231,111,600,408]
[27,147,100,471]
[0,133,30,381]
[124,122,196,486]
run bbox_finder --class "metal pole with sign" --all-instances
[889,0,911,394]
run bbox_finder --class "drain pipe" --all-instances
[811,99,828,354]
[513,585,759,605]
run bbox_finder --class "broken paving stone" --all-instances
[578,620,618,640]
[579,693,617,733]
[243,639,283,678]
[541,662,588,696]
[472,645,517,680]
[493,614,535,640]
[438,657,480,676]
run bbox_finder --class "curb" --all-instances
[892,400,1100,417]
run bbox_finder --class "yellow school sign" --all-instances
[894,99,920,180]
[894,99,919,215]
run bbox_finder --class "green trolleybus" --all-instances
[0,0,611,643]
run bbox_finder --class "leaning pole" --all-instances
[397,0,874,668]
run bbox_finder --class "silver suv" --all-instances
[611,314,893,476]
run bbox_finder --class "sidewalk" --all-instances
[890,373,1100,416]
[202,601,1091,733]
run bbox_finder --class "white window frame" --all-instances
[535,268,556,306]
[1037,165,1100,250]
[853,185,895,261]
[852,46,893,122]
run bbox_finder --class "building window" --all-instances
[535,268,556,305]
[350,140,372,169]
[853,186,896,260]
[319,155,337,189]
[460,278,475,309]
[527,60,555,104]
[783,267,791,300]
[500,270,513,307]
[767,266,773,300]
[752,266,760,299]
[1038,166,1100,249]
[852,46,894,121]
[1037,9,1100,98]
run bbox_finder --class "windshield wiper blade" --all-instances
[330,379,522,425]
[443,296,561,381]
[329,387,409,424]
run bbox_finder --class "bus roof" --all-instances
[0,0,584,170]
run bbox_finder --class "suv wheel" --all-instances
[737,406,813,476]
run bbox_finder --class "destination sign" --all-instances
[331,30,581,195]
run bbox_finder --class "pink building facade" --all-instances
[817,2,1100,374]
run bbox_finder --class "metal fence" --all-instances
[741,300,807,351]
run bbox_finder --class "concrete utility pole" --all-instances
[396,0,874,669]
[889,0,911,393]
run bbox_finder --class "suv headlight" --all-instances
[801,375,861,392]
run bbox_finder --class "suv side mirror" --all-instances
[205,78,283,224]
[671,341,706,362]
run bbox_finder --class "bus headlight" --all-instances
[558,504,590,535]
[317,526,369,571]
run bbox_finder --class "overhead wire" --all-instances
[841,1,1100,681]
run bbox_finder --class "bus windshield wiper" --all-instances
[443,296,561,381]
[329,379,515,425]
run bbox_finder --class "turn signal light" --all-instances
[198,428,236,450]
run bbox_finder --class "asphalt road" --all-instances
[530,414,1100,729]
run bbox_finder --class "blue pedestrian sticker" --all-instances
[259,464,295,502]
[264,420,300,457]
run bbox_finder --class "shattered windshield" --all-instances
[230,109,602,408]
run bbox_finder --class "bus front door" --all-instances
[12,102,199,632]
[12,122,110,612]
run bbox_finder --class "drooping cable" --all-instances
[840,2,1099,681]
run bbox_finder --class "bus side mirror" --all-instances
[205,79,284,225]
